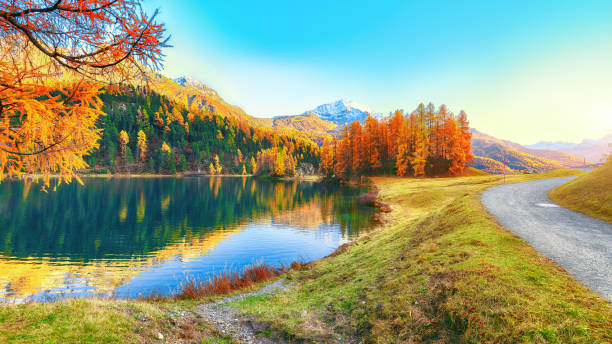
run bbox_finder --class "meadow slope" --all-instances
[232,170,611,343]
[549,158,612,222]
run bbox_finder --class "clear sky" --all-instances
[145,0,612,145]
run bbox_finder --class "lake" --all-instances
[0,176,377,302]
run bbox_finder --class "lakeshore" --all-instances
[1,169,610,343]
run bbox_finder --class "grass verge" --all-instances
[0,298,234,344]
[549,158,612,222]
[232,169,611,343]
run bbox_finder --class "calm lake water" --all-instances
[0,176,376,302]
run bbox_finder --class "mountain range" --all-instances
[157,75,608,174]
[526,135,612,163]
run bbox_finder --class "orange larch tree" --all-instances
[457,110,473,173]
[334,126,350,180]
[443,116,463,175]
[388,110,404,162]
[319,137,335,178]
[364,115,381,173]
[349,121,367,176]
[324,103,472,180]
[0,0,168,186]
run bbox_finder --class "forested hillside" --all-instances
[87,86,319,175]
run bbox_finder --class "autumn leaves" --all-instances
[320,103,473,180]
[0,0,168,186]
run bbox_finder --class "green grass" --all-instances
[549,158,612,222]
[1,168,608,343]
[232,169,611,343]
[0,298,234,344]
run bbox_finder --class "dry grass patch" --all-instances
[550,158,612,222]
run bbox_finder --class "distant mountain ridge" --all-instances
[526,134,612,162]
[470,129,587,174]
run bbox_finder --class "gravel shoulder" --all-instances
[196,279,293,344]
[481,176,612,300]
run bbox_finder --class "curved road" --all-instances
[481,176,612,300]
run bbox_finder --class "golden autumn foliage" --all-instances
[0,0,168,186]
[255,147,297,177]
[119,130,129,147]
[213,154,222,174]
[321,103,473,180]
[136,129,147,161]
[160,141,171,155]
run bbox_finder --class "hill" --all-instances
[549,157,612,222]
[149,74,262,127]
[470,129,586,174]
[527,134,612,163]
[87,85,319,176]
[110,75,593,176]
[232,171,611,343]
[263,114,338,144]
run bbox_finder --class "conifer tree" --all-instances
[137,130,148,162]
[119,130,129,162]
[364,115,382,172]
[214,154,223,174]
[334,126,351,180]
[396,142,410,176]
[319,137,335,178]
[350,121,367,175]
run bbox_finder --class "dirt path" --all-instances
[481,176,612,300]
[196,279,293,344]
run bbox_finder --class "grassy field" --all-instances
[549,158,612,222]
[0,297,236,344]
[232,169,612,343]
[1,168,610,343]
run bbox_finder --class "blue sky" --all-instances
[145,0,612,144]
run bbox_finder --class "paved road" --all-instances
[481,176,612,300]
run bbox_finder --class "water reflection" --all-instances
[0,177,376,301]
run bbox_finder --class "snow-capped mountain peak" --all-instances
[300,99,384,125]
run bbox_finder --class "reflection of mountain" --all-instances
[0,177,374,300]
